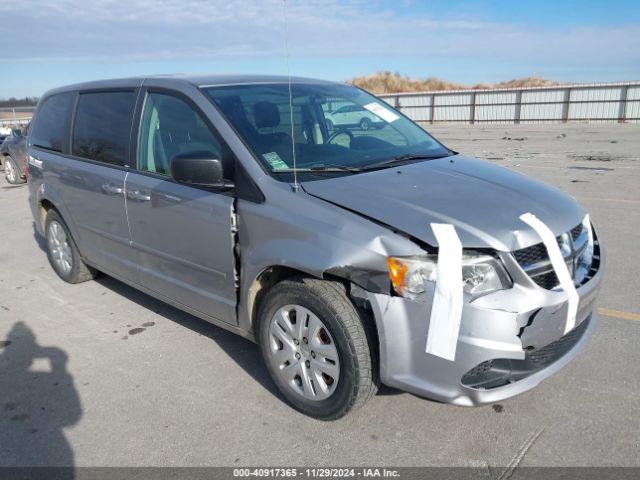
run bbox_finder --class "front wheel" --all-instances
[258,277,377,420]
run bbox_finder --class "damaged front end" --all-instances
[364,222,604,406]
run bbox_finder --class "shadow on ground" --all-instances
[0,322,80,477]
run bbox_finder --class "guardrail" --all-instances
[378,81,640,124]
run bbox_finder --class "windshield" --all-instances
[203,83,451,180]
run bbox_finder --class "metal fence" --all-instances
[3,81,640,127]
[378,81,640,125]
[0,106,35,126]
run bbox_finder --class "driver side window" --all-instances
[138,92,224,176]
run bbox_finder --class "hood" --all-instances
[302,155,584,251]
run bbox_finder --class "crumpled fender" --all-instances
[235,185,425,332]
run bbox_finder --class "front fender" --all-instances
[235,189,425,332]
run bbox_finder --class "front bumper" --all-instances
[367,245,604,406]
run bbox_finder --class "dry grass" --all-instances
[348,71,561,94]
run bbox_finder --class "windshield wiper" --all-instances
[271,153,451,175]
[359,153,451,171]
[273,165,363,174]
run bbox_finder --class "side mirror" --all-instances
[170,151,227,187]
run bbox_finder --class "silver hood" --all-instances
[302,155,584,252]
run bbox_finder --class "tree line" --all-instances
[0,97,39,108]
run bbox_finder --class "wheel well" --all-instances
[248,266,363,327]
[248,265,380,385]
[39,199,55,231]
[248,266,308,330]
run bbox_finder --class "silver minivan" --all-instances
[27,75,603,419]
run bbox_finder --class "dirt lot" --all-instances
[0,124,639,470]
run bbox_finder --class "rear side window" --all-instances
[72,91,136,166]
[30,92,76,152]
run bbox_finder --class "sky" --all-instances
[1,0,639,98]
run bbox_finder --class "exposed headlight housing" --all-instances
[387,252,512,300]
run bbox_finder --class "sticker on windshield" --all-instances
[363,102,400,123]
[263,152,289,171]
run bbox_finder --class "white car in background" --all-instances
[325,104,384,131]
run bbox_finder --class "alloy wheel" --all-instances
[47,221,73,275]
[5,159,16,183]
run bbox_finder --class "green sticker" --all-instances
[263,152,289,171]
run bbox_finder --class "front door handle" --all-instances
[101,183,123,195]
[127,190,151,202]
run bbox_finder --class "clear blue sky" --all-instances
[1,0,639,98]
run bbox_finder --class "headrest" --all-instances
[253,101,281,128]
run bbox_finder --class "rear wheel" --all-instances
[4,156,24,184]
[258,277,377,420]
[45,209,97,284]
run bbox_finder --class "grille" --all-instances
[512,243,547,266]
[570,224,584,241]
[461,315,591,390]
[465,360,494,377]
[532,270,559,290]
[528,316,588,364]
[512,222,596,290]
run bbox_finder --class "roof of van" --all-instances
[42,74,339,97]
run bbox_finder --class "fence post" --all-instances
[430,93,436,124]
[561,88,571,123]
[470,92,476,125]
[514,90,522,124]
[619,86,629,123]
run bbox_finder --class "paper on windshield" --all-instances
[263,152,289,171]
[363,102,400,123]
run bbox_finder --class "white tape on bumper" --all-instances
[425,223,463,361]
[520,212,579,334]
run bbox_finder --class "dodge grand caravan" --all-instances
[27,75,603,420]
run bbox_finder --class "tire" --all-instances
[4,156,25,184]
[258,277,377,420]
[360,117,372,131]
[44,209,97,284]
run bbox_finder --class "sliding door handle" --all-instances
[127,190,151,202]
[101,183,123,195]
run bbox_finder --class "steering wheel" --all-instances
[326,128,354,145]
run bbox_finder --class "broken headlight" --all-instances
[387,252,512,300]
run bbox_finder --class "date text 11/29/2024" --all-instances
[232,468,400,478]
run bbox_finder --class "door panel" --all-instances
[125,174,237,323]
[126,90,237,324]
[52,156,134,280]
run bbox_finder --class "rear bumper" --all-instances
[367,246,604,406]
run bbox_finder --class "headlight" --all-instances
[387,252,511,300]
